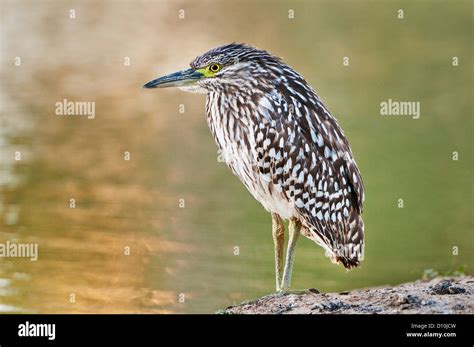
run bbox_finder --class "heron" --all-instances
[144,43,365,292]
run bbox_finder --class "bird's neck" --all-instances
[205,89,259,153]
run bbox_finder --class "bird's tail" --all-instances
[330,215,364,269]
[302,215,365,270]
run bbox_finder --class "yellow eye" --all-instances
[209,63,222,73]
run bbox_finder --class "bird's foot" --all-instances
[273,290,288,297]
[273,288,311,296]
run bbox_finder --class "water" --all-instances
[0,0,472,313]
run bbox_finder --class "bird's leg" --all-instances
[280,218,301,291]
[271,213,285,292]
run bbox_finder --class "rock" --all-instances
[430,279,466,295]
[390,293,421,307]
[222,276,473,314]
[319,300,351,312]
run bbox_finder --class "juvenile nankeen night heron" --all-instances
[144,43,365,292]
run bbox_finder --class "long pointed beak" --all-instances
[143,68,203,89]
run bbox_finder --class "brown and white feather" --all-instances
[195,44,364,268]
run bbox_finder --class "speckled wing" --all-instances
[254,66,365,268]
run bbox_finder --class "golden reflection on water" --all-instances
[1,0,472,313]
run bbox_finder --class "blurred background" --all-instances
[0,0,472,313]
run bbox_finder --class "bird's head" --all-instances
[143,43,281,93]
